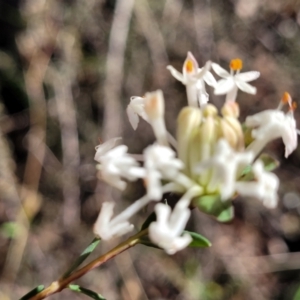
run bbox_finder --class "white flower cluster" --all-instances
[94,53,299,254]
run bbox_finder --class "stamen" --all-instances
[185,59,194,73]
[229,58,243,71]
[281,92,292,105]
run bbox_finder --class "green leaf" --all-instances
[240,154,279,181]
[217,205,234,222]
[19,285,44,300]
[140,211,156,230]
[1,222,21,239]
[259,153,279,172]
[185,231,211,248]
[68,284,106,300]
[240,165,252,177]
[61,237,100,279]
[193,194,234,222]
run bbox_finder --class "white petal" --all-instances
[165,234,192,255]
[93,202,114,237]
[196,60,211,79]
[94,137,121,162]
[235,160,279,209]
[109,221,134,238]
[155,203,171,222]
[203,71,217,87]
[101,171,127,190]
[245,110,282,128]
[149,202,192,254]
[170,207,190,236]
[126,105,139,130]
[212,63,230,78]
[146,169,163,201]
[235,81,257,94]
[166,65,185,83]
[282,116,298,157]
[127,167,146,178]
[106,145,128,158]
[235,71,260,82]
[214,78,235,95]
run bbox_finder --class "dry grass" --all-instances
[1,0,300,299]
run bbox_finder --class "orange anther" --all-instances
[185,59,194,73]
[281,92,291,104]
[230,58,243,71]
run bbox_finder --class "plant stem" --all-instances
[29,229,148,300]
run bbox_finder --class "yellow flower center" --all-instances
[281,92,292,105]
[185,59,194,73]
[229,58,243,71]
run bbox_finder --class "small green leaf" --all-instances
[217,205,234,222]
[259,153,279,172]
[240,154,279,181]
[140,211,156,230]
[68,284,106,300]
[19,285,44,300]
[240,165,252,176]
[61,237,101,279]
[193,194,234,222]
[185,231,211,248]
[1,222,21,239]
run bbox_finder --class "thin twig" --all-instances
[29,229,148,300]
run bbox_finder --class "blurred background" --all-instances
[1,0,300,299]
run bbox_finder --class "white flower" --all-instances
[235,160,279,208]
[126,91,169,146]
[144,90,169,146]
[194,139,254,200]
[212,59,260,102]
[96,143,145,190]
[246,109,298,158]
[149,201,192,255]
[94,202,134,240]
[94,137,121,161]
[167,52,215,107]
[126,96,148,130]
[144,144,184,200]
[196,65,217,107]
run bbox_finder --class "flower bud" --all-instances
[144,90,168,146]
[177,107,202,174]
[198,105,221,185]
[221,101,240,118]
[144,90,165,120]
[220,102,244,151]
[220,117,244,151]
